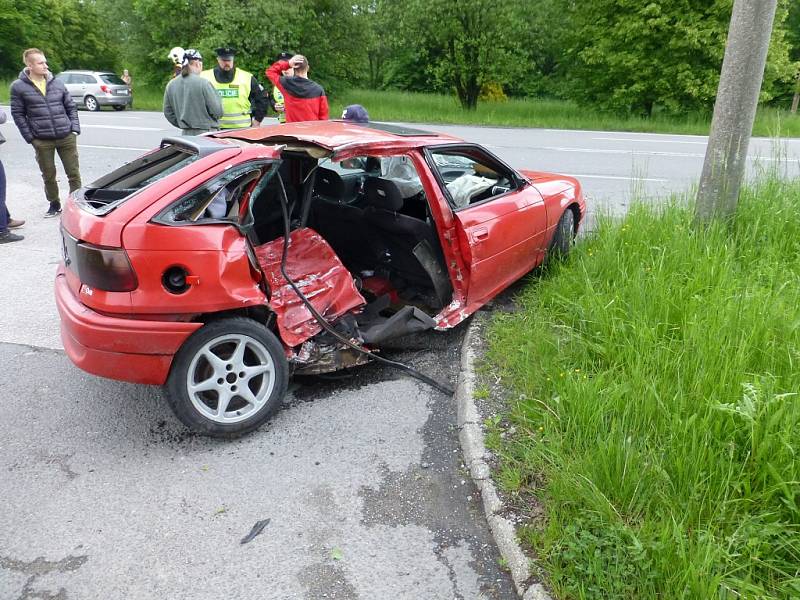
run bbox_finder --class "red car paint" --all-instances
[55,267,202,384]
[254,228,365,347]
[56,121,585,391]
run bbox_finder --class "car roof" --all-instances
[214,120,462,154]
[58,70,114,76]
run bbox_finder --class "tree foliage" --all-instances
[3,0,799,114]
[562,0,795,116]
[0,0,117,78]
[393,0,525,109]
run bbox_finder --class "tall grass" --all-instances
[2,79,798,137]
[486,177,800,598]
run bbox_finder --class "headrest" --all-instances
[314,167,344,198]
[365,178,403,211]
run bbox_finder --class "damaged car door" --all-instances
[426,145,548,307]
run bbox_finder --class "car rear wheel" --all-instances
[112,105,125,111]
[84,95,99,111]
[165,317,288,438]
[548,207,576,261]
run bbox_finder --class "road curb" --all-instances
[456,316,552,600]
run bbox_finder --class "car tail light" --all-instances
[74,241,138,291]
[100,84,110,93]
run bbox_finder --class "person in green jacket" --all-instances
[163,49,224,136]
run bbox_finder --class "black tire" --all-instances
[112,104,125,111]
[84,95,100,111]
[548,208,576,261]
[165,317,288,438]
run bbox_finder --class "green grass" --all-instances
[125,84,165,111]
[485,178,800,598]
[3,79,798,137]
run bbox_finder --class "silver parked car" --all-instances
[55,70,132,111]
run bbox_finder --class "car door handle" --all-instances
[472,227,489,242]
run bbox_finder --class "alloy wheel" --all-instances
[186,333,277,424]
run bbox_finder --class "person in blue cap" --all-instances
[341,104,422,198]
[341,104,369,123]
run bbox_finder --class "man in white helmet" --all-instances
[167,47,184,78]
[163,49,223,136]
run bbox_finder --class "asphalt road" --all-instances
[1,108,798,599]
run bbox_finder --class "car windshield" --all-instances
[100,73,126,85]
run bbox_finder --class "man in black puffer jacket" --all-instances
[11,48,81,218]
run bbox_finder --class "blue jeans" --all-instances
[0,160,8,233]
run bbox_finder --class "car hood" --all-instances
[519,170,579,196]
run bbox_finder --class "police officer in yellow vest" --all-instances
[200,47,267,129]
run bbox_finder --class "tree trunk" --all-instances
[457,77,480,110]
[792,73,800,114]
[694,0,779,225]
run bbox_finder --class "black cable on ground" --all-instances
[275,174,454,396]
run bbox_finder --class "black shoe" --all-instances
[0,230,24,243]
[45,203,62,218]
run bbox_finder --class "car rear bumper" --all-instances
[55,270,202,385]
[97,95,132,106]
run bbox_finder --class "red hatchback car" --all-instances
[55,121,584,437]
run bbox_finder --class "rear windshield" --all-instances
[100,73,126,85]
[78,146,199,215]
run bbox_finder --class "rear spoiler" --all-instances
[160,136,230,158]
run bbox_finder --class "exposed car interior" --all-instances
[241,147,453,349]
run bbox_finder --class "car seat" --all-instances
[309,167,371,269]
[362,177,450,299]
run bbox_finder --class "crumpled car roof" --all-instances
[214,120,461,155]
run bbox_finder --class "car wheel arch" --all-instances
[194,306,277,333]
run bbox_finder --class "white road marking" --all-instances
[81,124,165,131]
[543,127,711,139]
[540,146,798,162]
[79,144,149,151]
[593,136,708,145]
[566,173,668,182]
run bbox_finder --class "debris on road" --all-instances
[240,518,271,544]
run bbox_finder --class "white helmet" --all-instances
[168,47,185,66]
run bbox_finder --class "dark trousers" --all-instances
[0,160,8,232]
[32,134,81,204]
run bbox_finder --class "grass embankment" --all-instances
[2,81,798,137]
[485,178,800,598]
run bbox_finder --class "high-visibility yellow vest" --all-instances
[273,86,285,123]
[200,67,252,129]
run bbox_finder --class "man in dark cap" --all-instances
[200,47,267,129]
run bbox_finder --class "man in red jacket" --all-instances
[265,55,328,122]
